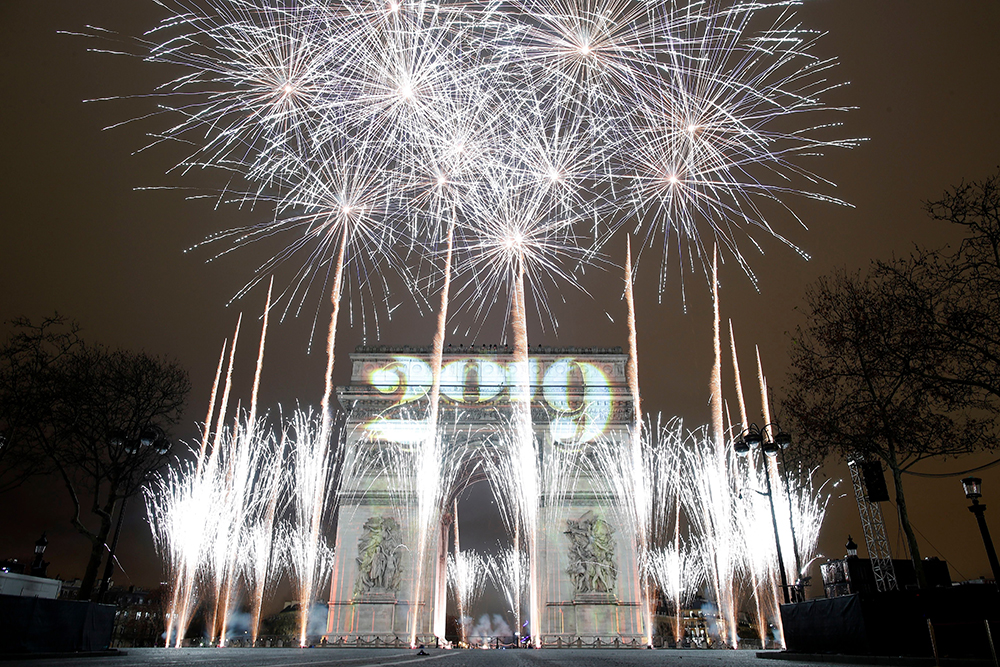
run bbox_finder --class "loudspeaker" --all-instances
[861,461,890,502]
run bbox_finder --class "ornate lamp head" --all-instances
[962,476,983,500]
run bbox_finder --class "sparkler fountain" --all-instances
[147,323,833,648]
[487,542,529,644]
[447,505,490,646]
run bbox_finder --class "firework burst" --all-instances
[81,0,854,316]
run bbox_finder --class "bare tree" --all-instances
[0,316,80,492]
[0,316,190,599]
[880,171,1000,410]
[782,269,989,588]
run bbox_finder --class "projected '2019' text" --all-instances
[362,355,617,445]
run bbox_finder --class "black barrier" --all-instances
[781,586,1000,659]
[779,595,871,655]
[0,594,116,653]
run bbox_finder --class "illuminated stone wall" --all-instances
[326,346,643,644]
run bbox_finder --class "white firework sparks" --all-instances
[82,0,854,315]
[447,548,490,644]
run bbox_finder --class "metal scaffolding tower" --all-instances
[848,458,898,592]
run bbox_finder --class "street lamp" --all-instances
[734,423,797,604]
[30,533,49,577]
[845,535,858,559]
[961,477,1000,583]
[98,427,170,601]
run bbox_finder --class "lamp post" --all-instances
[734,423,795,604]
[961,477,1000,584]
[98,428,169,601]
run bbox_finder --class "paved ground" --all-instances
[0,648,882,667]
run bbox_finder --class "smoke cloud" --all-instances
[465,614,513,644]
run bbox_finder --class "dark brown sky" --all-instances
[1,0,999,605]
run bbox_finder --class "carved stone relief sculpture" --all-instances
[355,516,403,596]
[565,510,617,596]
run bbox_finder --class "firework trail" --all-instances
[486,542,528,644]
[320,224,348,440]
[217,282,275,645]
[450,168,590,645]
[704,248,737,646]
[210,316,241,467]
[711,250,724,449]
[407,209,456,646]
[149,414,277,647]
[286,407,338,647]
[202,316,242,646]
[196,342,227,471]
[625,236,641,434]
[728,323,771,646]
[596,239,656,646]
[402,91,499,640]
[147,457,211,648]
[447,549,489,645]
[729,320,748,431]
[215,417,250,645]
[509,263,542,647]
[625,236,647,642]
[245,431,286,645]
[162,340,226,646]
[248,277,273,424]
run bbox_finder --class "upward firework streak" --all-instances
[706,249,737,646]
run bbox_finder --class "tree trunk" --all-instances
[77,508,114,600]
[890,462,928,589]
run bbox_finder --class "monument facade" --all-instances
[326,345,645,645]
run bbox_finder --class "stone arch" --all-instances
[325,347,645,646]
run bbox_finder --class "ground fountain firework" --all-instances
[486,543,529,642]
[448,549,490,645]
[143,322,835,649]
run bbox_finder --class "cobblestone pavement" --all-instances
[0,648,877,667]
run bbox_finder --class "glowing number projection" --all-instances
[366,356,433,445]
[369,356,432,404]
[362,355,617,445]
[440,359,508,403]
[543,359,612,445]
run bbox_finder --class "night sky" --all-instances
[1,0,999,615]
